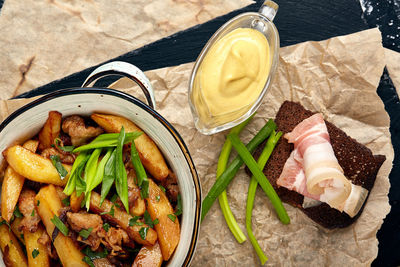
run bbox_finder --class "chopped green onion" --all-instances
[103,223,110,232]
[37,200,40,207]
[50,215,69,236]
[32,249,39,259]
[140,180,149,199]
[175,194,182,216]
[61,197,70,207]
[115,127,129,212]
[156,195,160,202]
[201,119,277,222]
[129,216,143,226]
[216,116,253,243]
[100,149,117,205]
[82,256,95,267]
[84,148,113,210]
[246,130,282,265]
[64,151,90,195]
[83,148,102,210]
[73,132,142,153]
[82,246,108,260]
[54,138,75,152]
[79,227,93,239]
[30,210,35,217]
[131,141,149,198]
[167,214,176,222]
[143,210,158,228]
[153,219,159,226]
[159,185,166,193]
[139,227,148,240]
[50,155,68,180]
[100,205,115,217]
[13,205,23,218]
[228,133,290,225]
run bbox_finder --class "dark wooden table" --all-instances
[1,0,399,265]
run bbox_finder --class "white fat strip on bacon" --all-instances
[277,113,368,217]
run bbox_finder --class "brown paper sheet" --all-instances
[0,0,252,99]
[0,28,394,266]
[385,48,400,92]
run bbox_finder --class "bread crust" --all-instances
[253,101,386,228]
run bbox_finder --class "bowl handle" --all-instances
[82,61,156,109]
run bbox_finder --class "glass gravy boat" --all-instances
[188,1,279,135]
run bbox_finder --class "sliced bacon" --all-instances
[277,113,367,217]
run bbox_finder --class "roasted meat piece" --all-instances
[18,189,41,232]
[62,115,103,146]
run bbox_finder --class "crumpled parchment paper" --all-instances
[0,28,394,266]
[0,0,251,99]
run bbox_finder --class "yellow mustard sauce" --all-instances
[192,28,271,127]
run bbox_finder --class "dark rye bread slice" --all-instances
[254,101,386,228]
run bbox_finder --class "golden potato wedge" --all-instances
[0,218,28,267]
[91,113,168,180]
[146,179,180,261]
[1,140,40,222]
[70,191,83,212]
[130,197,146,217]
[38,111,62,150]
[10,217,25,245]
[132,242,163,267]
[89,191,157,246]
[36,185,88,267]
[24,225,50,267]
[1,167,25,222]
[23,140,39,153]
[3,145,71,186]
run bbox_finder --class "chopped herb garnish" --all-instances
[100,149,116,205]
[159,185,166,193]
[155,195,160,202]
[54,138,75,152]
[50,215,69,236]
[62,197,70,206]
[167,214,176,222]
[13,205,23,218]
[175,194,182,216]
[102,223,110,232]
[153,219,159,226]
[139,227,149,240]
[115,127,129,212]
[143,210,158,228]
[20,234,24,240]
[79,227,93,239]
[100,205,115,217]
[129,216,143,226]
[32,249,39,259]
[50,155,68,180]
[82,246,108,259]
[140,180,149,199]
[82,256,95,267]
[37,200,40,207]
[30,210,35,217]
[109,194,121,209]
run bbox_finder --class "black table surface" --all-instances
[1,0,399,266]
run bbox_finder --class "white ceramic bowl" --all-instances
[0,63,201,267]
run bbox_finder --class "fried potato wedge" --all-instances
[130,197,146,217]
[38,111,62,150]
[10,217,25,245]
[1,140,40,222]
[89,191,157,246]
[0,218,28,267]
[3,145,71,186]
[91,113,168,180]
[1,167,25,222]
[70,191,83,212]
[36,185,88,267]
[146,179,180,261]
[132,242,163,267]
[24,225,50,267]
